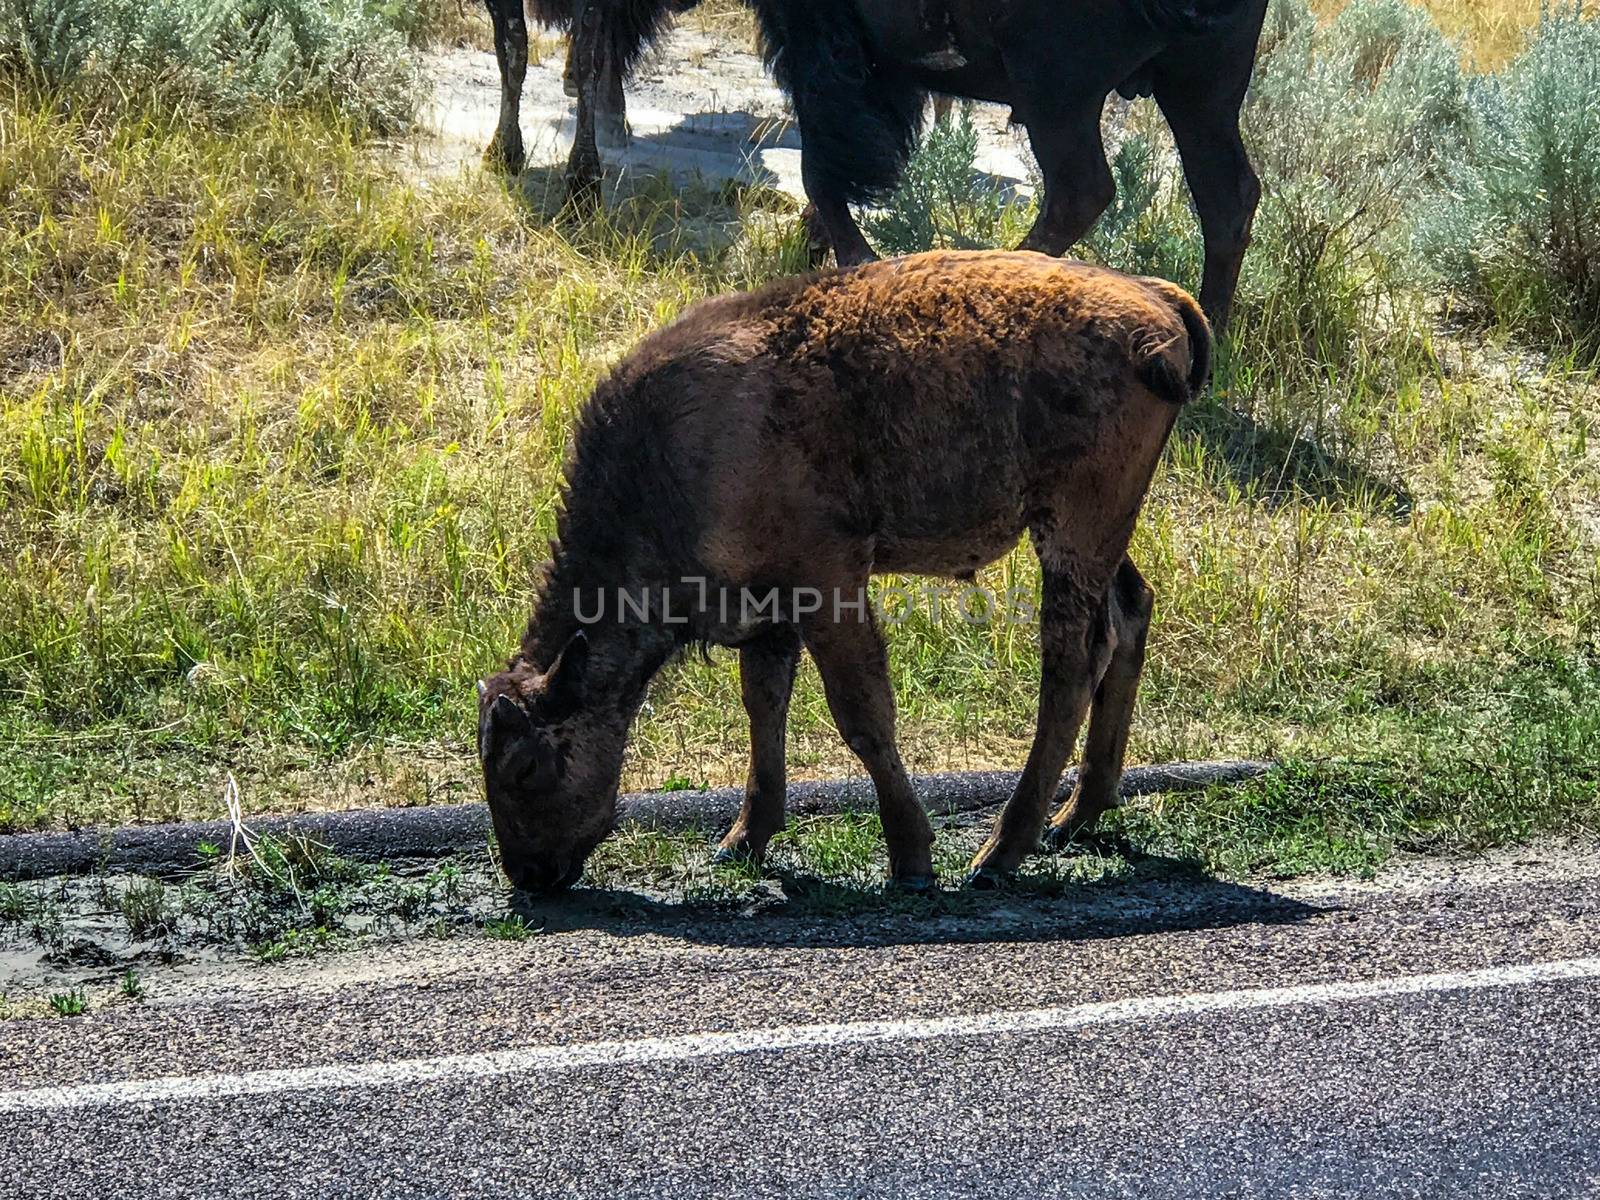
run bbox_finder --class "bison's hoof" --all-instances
[485,137,526,177]
[1042,822,1081,852]
[709,844,761,868]
[887,873,938,894]
[1044,807,1107,852]
[963,865,1013,890]
[563,171,602,212]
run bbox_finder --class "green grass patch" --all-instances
[119,968,145,1000]
[48,986,86,1016]
[480,913,535,940]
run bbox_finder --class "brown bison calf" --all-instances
[478,250,1209,892]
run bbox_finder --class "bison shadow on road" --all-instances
[506,835,1330,951]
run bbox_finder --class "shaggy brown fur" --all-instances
[479,250,1209,892]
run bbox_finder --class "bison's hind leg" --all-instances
[485,0,531,174]
[1045,556,1154,849]
[967,559,1110,887]
[1013,96,1115,257]
[1149,13,1266,331]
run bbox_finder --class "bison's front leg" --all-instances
[1014,98,1115,258]
[968,563,1107,886]
[803,606,935,888]
[485,0,530,173]
[564,0,605,205]
[713,625,802,866]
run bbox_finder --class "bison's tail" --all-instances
[748,0,924,205]
[528,0,575,31]
[607,0,680,76]
[1136,278,1213,405]
[530,0,680,77]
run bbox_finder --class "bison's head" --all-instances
[476,632,625,893]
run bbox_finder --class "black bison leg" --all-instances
[798,204,833,269]
[597,41,629,148]
[1153,71,1261,333]
[565,0,605,204]
[968,561,1107,886]
[713,624,802,866]
[1045,557,1153,849]
[801,158,877,268]
[1014,98,1115,257]
[485,0,529,174]
[802,608,935,888]
[564,0,632,144]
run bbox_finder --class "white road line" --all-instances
[5,955,1599,1113]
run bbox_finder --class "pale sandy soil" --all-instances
[411,21,1039,199]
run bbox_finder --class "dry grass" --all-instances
[1316,0,1554,65]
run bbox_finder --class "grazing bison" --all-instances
[497,0,1266,328]
[477,250,1211,893]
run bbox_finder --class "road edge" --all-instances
[0,761,1272,881]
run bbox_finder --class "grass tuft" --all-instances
[48,985,86,1016]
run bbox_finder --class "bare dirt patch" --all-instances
[411,24,1036,198]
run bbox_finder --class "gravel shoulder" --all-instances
[3,838,1596,1082]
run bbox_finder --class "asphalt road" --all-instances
[3,849,1599,1198]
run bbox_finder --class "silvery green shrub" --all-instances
[1080,124,1203,291]
[0,0,96,87]
[866,106,1023,257]
[0,0,419,132]
[1234,0,1469,363]
[1423,4,1600,349]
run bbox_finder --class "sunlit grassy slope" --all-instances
[0,0,1596,876]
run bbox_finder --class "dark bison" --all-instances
[477,250,1211,893]
[485,0,1267,328]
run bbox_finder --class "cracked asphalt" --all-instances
[2,844,1598,1198]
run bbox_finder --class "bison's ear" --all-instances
[489,694,531,736]
[484,693,541,782]
[542,630,589,715]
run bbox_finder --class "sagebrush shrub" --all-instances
[0,0,96,87]
[1234,0,1469,369]
[0,0,420,131]
[865,107,1023,256]
[1423,5,1600,349]
[1080,120,1203,290]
